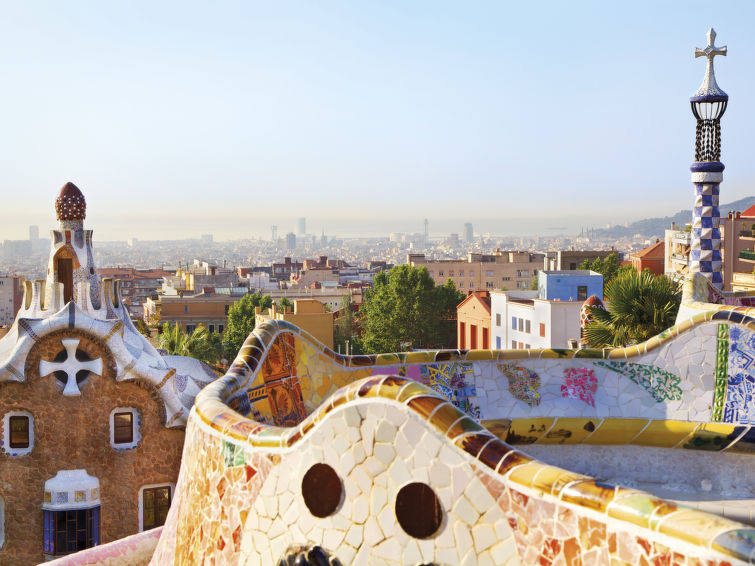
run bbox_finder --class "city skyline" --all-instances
[1,2,755,241]
[2,206,705,243]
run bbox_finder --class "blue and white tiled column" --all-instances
[690,161,723,287]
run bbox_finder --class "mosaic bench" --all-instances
[148,308,754,565]
[61,271,755,565]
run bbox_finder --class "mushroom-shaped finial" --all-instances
[55,182,86,221]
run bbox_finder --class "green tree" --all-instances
[134,318,151,337]
[223,293,273,357]
[277,297,294,312]
[360,266,464,353]
[584,270,682,348]
[334,294,363,355]
[579,253,632,285]
[158,323,223,364]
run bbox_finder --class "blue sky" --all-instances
[1,1,754,240]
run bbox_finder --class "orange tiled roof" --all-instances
[631,240,665,259]
[457,290,491,313]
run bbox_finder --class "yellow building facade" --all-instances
[255,299,335,349]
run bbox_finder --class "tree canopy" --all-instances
[579,253,632,285]
[277,297,294,312]
[134,318,151,337]
[359,265,464,353]
[223,293,273,358]
[158,323,224,365]
[583,270,682,348]
[334,293,363,355]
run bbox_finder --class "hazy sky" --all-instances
[1,1,754,240]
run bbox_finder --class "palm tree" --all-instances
[584,270,682,348]
[158,323,223,364]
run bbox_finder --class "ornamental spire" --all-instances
[690,29,728,163]
[692,28,727,102]
[55,182,87,223]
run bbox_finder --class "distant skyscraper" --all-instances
[463,223,473,244]
[29,225,39,241]
[297,217,306,235]
[424,218,429,241]
[271,225,278,242]
[286,232,296,250]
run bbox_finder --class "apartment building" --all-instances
[408,251,544,292]
[0,275,24,326]
[490,271,602,350]
[143,289,246,334]
[723,207,755,291]
[665,207,755,291]
[98,268,172,318]
[542,250,616,271]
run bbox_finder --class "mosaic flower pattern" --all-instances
[594,361,683,402]
[497,363,542,407]
[419,362,480,418]
[726,326,755,424]
[561,368,597,407]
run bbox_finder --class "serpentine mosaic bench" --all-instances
[56,273,755,565]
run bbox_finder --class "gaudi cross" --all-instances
[39,338,103,396]
[694,28,726,96]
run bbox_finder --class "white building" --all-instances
[490,290,584,350]
[664,227,691,283]
[0,276,22,326]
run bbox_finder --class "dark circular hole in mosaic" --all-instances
[395,482,443,539]
[301,463,342,518]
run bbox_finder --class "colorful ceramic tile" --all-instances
[630,420,698,448]
[594,361,683,402]
[582,418,647,445]
[725,325,755,424]
[497,363,542,407]
[713,323,729,421]
[419,362,479,418]
[536,418,599,445]
[560,367,597,407]
[505,418,555,444]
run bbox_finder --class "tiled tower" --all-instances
[689,29,728,287]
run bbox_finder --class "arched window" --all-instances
[52,247,78,304]
[109,408,140,450]
[2,411,34,456]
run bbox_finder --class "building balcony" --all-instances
[732,272,755,290]
[672,232,691,243]
[739,250,755,263]
[739,230,755,241]
[671,254,689,264]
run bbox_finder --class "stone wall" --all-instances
[0,327,184,566]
